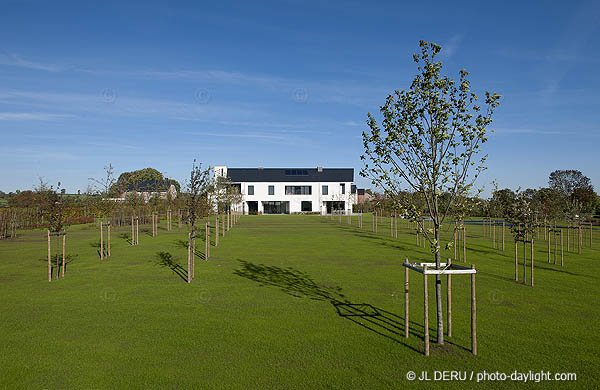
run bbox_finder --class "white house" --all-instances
[214,166,356,215]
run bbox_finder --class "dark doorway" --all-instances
[247,201,258,214]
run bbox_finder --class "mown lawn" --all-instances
[0,214,597,389]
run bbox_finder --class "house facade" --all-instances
[214,166,355,215]
[120,180,177,203]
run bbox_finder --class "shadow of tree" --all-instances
[173,239,206,260]
[155,251,188,281]
[233,260,424,353]
[119,233,132,245]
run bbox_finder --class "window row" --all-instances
[246,184,347,196]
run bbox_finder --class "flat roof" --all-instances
[227,168,354,183]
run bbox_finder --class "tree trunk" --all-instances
[435,225,444,345]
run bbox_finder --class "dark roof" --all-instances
[127,180,172,192]
[227,168,354,183]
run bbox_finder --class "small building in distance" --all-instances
[121,180,177,203]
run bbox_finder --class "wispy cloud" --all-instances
[0,112,76,121]
[440,34,465,59]
[0,89,261,122]
[0,53,63,72]
[187,131,286,140]
[494,128,563,135]
[1,147,78,161]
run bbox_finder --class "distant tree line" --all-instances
[356,169,599,219]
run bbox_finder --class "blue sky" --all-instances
[1,0,599,196]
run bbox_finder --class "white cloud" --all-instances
[440,34,465,59]
[0,53,63,72]
[494,128,563,135]
[0,112,76,121]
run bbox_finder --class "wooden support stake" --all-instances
[187,232,192,283]
[523,236,527,285]
[215,216,219,246]
[548,230,551,263]
[107,224,111,257]
[453,228,457,262]
[192,233,196,278]
[47,230,51,282]
[100,221,104,260]
[515,239,518,281]
[578,225,581,254]
[531,238,534,287]
[404,263,409,339]
[206,222,210,260]
[463,226,467,263]
[423,265,429,356]
[471,264,477,356]
[447,258,452,338]
[61,234,66,278]
[561,229,564,266]
[502,222,505,251]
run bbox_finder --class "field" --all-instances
[0,214,598,389]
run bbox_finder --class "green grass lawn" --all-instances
[0,214,597,389]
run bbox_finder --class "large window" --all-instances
[322,185,328,195]
[268,185,274,195]
[285,186,311,195]
[263,201,289,214]
[340,183,345,194]
[248,185,254,195]
[301,201,312,212]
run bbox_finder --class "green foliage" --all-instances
[505,190,536,241]
[186,161,213,230]
[38,183,71,232]
[361,40,500,254]
[214,175,243,213]
[7,190,39,208]
[112,167,181,195]
[549,169,595,217]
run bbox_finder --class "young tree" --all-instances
[185,161,212,282]
[186,161,212,233]
[89,164,117,221]
[360,40,500,345]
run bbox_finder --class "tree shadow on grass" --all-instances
[233,260,427,354]
[38,254,79,276]
[173,239,206,260]
[154,251,188,281]
[89,241,105,258]
[119,233,132,245]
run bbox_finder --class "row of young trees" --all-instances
[0,161,244,238]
